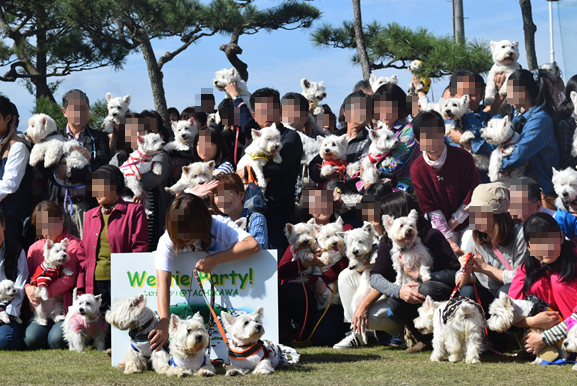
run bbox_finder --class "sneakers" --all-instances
[333,331,366,349]
[405,341,430,353]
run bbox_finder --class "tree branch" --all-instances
[219,31,249,82]
[157,29,218,71]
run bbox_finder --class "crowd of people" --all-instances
[0,64,576,369]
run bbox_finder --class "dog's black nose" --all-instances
[332,242,338,247]
[353,250,359,255]
[563,192,569,197]
[255,325,262,332]
[407,229,413,235]
[112,112,117,116]
[564,342,569,348]
[195,334,203,342]
[274,145,279,150]
[302,240,309,246]
[324,149,331,154]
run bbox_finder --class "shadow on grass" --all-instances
[300,352,382,364]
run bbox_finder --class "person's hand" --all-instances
[195,255,219,273]
[351,302,369,335]
[224,83,240,99]
[71,146,91,162]
[132,193,147,205]
[236,167,246,180]
[190,180,218,198]
[399,283,425,304]
[301,252,326,268]
[449,129,463,145]
[528,311,561,330]
[400,258,420,281]
[25,286,43,307]
[447,218,459,231]
[458,253,474,271]
[471,247,488,273]
[149,318,169,351]
[523,331,546,355]
[494,72,507,92]
[55,164,68,180]
[449,239,465,258]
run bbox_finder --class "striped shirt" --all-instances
[216,161,235,174]
[542,313,577,345]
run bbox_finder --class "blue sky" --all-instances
[1,0,573,130]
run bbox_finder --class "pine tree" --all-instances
[0,0,128,103]
[311,20,493,79]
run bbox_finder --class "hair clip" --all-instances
[532,69,540,83]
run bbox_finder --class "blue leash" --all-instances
[53,169,86,215]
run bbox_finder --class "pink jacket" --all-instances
[509,263,577,320]
[25,230,80,310]
[77,198,148,294]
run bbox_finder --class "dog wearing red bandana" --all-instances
[480,116,524,183]
[318,134,349,190]
[361,123,400,186]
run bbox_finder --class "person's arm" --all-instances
[140,153,170,190]
[0,142,29,202]
[375,125,419,177]
[233,96,258,139]
[502,115,553,169]
[428,210,453,240]
[262,130,303,178]
[130,205,149,253]
[370,273,401,299]
[7,250,28,317]
[247,213,268,250]
[430,269,458,286]
[194,236,261,273]
[150,269,171,351]
[308,154,326,184]
[351,288,382,334]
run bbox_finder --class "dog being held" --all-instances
[485,40,521,105]
[0,279,20,324]
[414,295,484,364]
[30,238,73,326]
[360,125,400,186]
[383,209,433,286]
[165,119,198,152]
[63,288,108,353]
[369,73,398,93]
[165,161,215,195]
[301,78,327,116]
[25,114,90,176]
[236,124,282,194]
[285,218,320,276]
[165,313,215,377]
[481,116,524,183]
[561,317,577,371]
[213,68,252,111]
[102,93,131,134]
[221,306,299,376]
[120,133,165,214]
[552,167,577,211]
[105,293,171,374]
[317,134,348,191]
[486,292,550,333]
[407,60,432,95]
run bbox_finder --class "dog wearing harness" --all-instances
[0,279,20,324]
[105,293,171,374]
[360,124,400,186]
[481,116,525,183]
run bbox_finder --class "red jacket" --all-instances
[77,198,148,294]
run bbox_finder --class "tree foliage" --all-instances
[311,21,493,78]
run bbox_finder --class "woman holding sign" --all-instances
[150,194,261,350]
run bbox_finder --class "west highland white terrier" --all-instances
[105,293,171,374]
[313,217,346,309]
[213,68,252,111]
[485,40,521,106]
[25,114,90,173]
[30,238,73,326]
[369,73,399,93]
[221,306,299,376]
[301,78,327,116]
[360,125,400,186]
[562,317,577,371]
[486,293,549,333]
[165,119,198,152]
[0,279,20,324]
[165,313,215,377]
[63,288,108,353]
[165,161,215,195]
[284,123,319,166]
[414,295,485,364]
[408,60,432,95]
[285,218,320,276]
[383,209,433,286]
[120,133,165,214]
[571,91,577,118]
[481,116,524,183]
[236,124,282,194]
[552,167,577,210]
[102,93,131,134]
[318,134,348,190]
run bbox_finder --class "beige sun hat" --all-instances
[464,182,510,214]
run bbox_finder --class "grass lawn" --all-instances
[2,345,576,386]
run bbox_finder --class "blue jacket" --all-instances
[555,209,577,241]
[445,112,495,157]
[501,105,559,195]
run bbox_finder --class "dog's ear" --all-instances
[123,94,131,105]
[461,94,469,106]
[172,121,178,129]
[339,134,348,145]
[312,224,322,234]
[502,115,508,126]
[94,294,102,305]
[72,287,78,302]
[499,291,512,307]
[390,74,399,84]
[189,117,195,126]
[382,215,394,231]
[192,311,205,325]
[571,91,577,101]
[307,217,317,225]
[206,160,216,170]
[552,167,558,176]
[60,238,69,249]
[336,216,344,226]
[234,217,247,230]
[182,166,190,174]
[105,92,113,102]
[252,306,264,321]
[316,136,325,146]
[170,314,180,333]
[251,128,262,138]
[368,128,379,141]
[490,41,497,50]
[284,224,293,239]
[131,293,146,308]
[301,78,311,90]
[362,221,374,234]
[408,209,419,222]
[231,68,236,77]
[220,311,236,331]
[424,295,434,309]
[137,135,144,145]
[512,41,519,48]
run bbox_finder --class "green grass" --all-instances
[2,345,577,386]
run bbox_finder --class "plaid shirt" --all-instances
[242,209,268,250]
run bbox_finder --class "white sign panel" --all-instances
[110,250,278,366]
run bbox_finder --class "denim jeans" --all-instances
[23,321,66,350]
[0,320,25,350]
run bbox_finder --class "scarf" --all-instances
[249,152,274,162]
[422,145,447,171]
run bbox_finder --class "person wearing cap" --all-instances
[76,165,148,319]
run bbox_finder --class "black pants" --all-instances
[279,281,348,346]
[93,280,112,349]
[388,281,453,344]
[265,211,291,254]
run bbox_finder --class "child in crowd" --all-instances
[192,126,235,174]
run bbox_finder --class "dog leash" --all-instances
[53,169,86,215]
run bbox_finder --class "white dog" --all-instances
[383,209,433,286]
[102,93,131,134]
[561,317,577,371]
[165,161,215,195]
[25,114,89,173]
[361,125,400,185]
[313,217,346,309]
[301,78,327,115]
[318,134,348,190]
[481,116,524,183]
[571,91,577,117]
[414,295,485,364]
[486,292,543,333]
[105,293,171,374]
[120,133,165,214]
[63,288,108,353]
[165,119,197,152]
[285,219,320,276]
[30,238,73,326]
[369,73,399,93]
[236,124,282,193]
[166,313,215,377]
[221,306,299,376]
[552,167,577,210]
[213,68,252,111]
[0,279,20,324]
[485,40,521,105]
